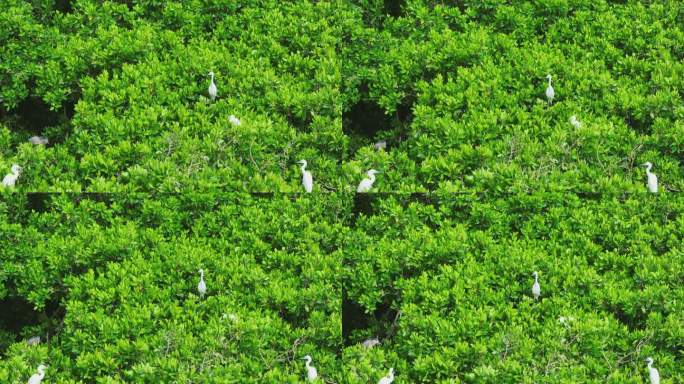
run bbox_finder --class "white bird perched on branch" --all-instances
[569,115,581,129]
[378,368,395,384]
[28,136,48,145]
[642,162,658,193]
[27,364,46,384]
[197,269,207,298]
[646,357,660,384]
[26,336,41,346]
[208,72,217,101]
[357,169,380,193]
[545,74,554,105]
[302,355,318,382]
[362,337,381,349]
[374,140,387,151]
[532,271,541,300]
[297,160,313,193]
[228,115,241,126]
[2,164,22,188]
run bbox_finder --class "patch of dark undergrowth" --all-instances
[0,295,63,354]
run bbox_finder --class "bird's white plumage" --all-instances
[297,160,313,193]
[228,115,241,126]
[2,164,22,188]
[569,115,581,129]
[646,357,660,384]
[545,74,554,104]
[362,337,381,348]
[378,368,395,384]
[27,364,46,384]
[374,140,387,151]
[27,336,41,346]
[357,169,379,193]
[28,136,48,145]
[208,72,217,101]
[643,162,658,193]
[303,355,317,381]
[197,269,206,298]
[532,271,540,300]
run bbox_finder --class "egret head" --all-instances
[546,74,552,80]
[641,162,653,168]
[533,271,538,278]
[302,355,312,363]
[198,269,204,275]
[646,357,654,365]
[37,364,46,372]
[208,71,214,77]
[367,169,380,176]
[297,159,307,167]
[10,164,22,174]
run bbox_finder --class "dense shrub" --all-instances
[342,194,684,382]
[343,0,684,194]
[1,0,683,382]
[0,194,352,382]
[1,0,346,192]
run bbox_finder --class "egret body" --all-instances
[28,136,48,145]
[362,337,381,349]
[357,169,380,193]
[642,162,658,193]
[646,357,660,384]
[302,355,318,382]
[229,115,241,126]
[378,368,395,384]
[545,75,554,105]
[27,364,46,384]
[2,164,22,188]
[27,336,41,346]
[532,271,541,300]
[197,269,206,298]
[569,115,581,129]
[208,72,217,101]
[297,160,313,193]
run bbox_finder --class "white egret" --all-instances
[374,140,387,151]
[357,169,380,193]
[2,164,22,188]
[197,269,206,299]
[532,271,540,300]
[569,115,581,129]
[28,136,48,145]
[297,160,313,193]
[642,162,658,193]
[228,115,241,126]
[208,72,217,101]
[545,74,554,105]
[378,368,395,384]
[302,355,318,382]
[646,357,660,384]
[362,337,381,349]
[27,364,46,384]
[26,336,41,346]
